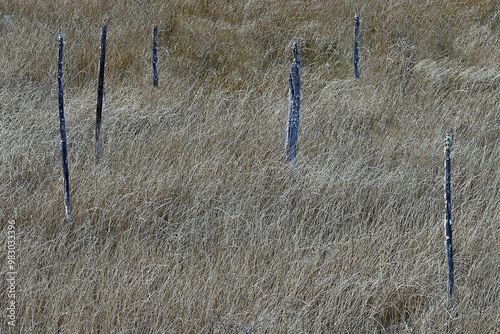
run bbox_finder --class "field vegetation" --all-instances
[1,0,499,332]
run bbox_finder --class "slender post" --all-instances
[285,42,301,172]
[57,34,71,222]
[96,25,107,163]
[152,26,159,87]
[354,13,360,78]
[444,131,455,305]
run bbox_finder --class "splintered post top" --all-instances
[292,42,300,63]
[445,131,452,148]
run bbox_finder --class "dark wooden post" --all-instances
[57,34,71,222]
[152,26,159,87]
[444,131,455,306]
[285,42,301,170]
[96,25,107,163]
[354,13,360,78]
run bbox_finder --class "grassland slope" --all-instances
[1,0,499,332]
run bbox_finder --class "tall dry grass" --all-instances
[1,0,499,332]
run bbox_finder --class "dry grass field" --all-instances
[1,0,499,332]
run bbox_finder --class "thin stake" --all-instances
[354,13,360,78]
[96,24,107,163]
[444,131,455,306]
[152,26,158,87]
[285,42,301,176]
[57,34,71,222]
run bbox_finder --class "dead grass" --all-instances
[1,0,499,332]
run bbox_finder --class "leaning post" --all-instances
[96,24,107,163]
[57,34,72,222]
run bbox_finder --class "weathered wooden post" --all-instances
[96,25,107,163]
[57,34,71,222]
[354,13,360,78]
[444,131,455,306]
[285,42,301,175]
[152,26,159,87]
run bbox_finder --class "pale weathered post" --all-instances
[152,26,159,87]
[444,131,455,306]
[285,42,301,174]
[354,13,360,78]
[96,25,107,163]
[57,34,71,222]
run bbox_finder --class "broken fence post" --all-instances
[57,34,72,222]
[285,42,301,176]
[444,131,455,307]
[152,26,158,87]
[354,13,360,78]
[96,24,107,163]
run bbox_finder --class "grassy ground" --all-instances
[1,0,499,332]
